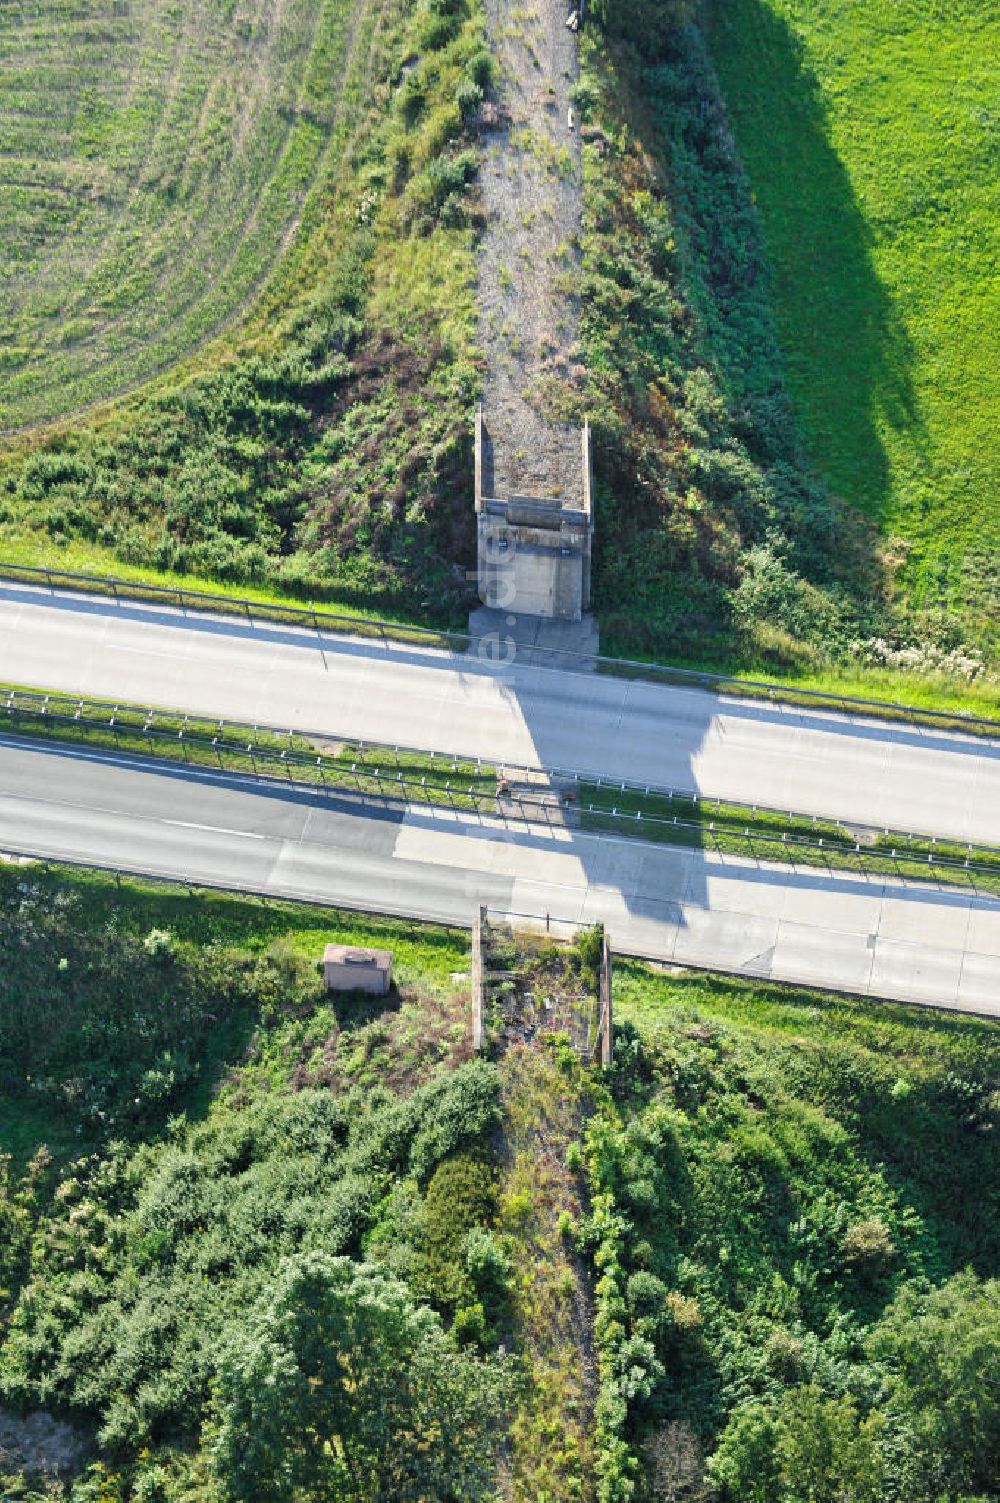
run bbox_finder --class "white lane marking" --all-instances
[0,788,269,841]
[167,819,269,839]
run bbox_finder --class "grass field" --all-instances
[0,0,358,428]
[709,0,1000,648]
[0,0,487,622]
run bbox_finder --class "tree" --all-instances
[705,1404,779,1503]
[211,1252,512,1503]
[645,1419,706,1502]
[868,1271,1000,1500]
[707,1387,884,1503]
[773,1386,885,1503]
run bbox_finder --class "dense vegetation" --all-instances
[0,866,998,1500]
[0,867,516,1499]
[588,965,1000,1501]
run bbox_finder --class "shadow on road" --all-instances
[5,583,1000,974]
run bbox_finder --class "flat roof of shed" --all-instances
[323,944,392,968]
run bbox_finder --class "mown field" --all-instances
[0,0,361,428]
[0,0,485,618]
[708,0,1000,651]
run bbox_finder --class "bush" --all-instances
[417,1152,498,1310]
[463,1226,513,1319]
[143,928,174,962]
[625,1270,667,1320]
[467,49,493,89]
[456,79,483,123]
[841,1217,895,1281]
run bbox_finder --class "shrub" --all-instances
[568,79,599,122]
[417,1152,498,1311]
[625,1270,668,1324]
[463,1225,513,1310]
[456,79,483,123]
[575,924,604,991]
[408,1061,501,1182]
[143,928,174,962]
[467,49,493,89]
[841,1217,896,1281]
[664,1290,701,1332]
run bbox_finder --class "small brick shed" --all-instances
[322,944,393,996]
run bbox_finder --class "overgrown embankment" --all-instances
[583,965,1000,1501]
[0,868,511,1499]
[0,0,488,624]
[0,866,998,1500]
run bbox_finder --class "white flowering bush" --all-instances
[850,637,986,681]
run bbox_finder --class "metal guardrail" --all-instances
[4,684,1000,865]
[2,560,999,738]
[3,687,1000,896]
[0,852,993,1019]
[0,688,494,813]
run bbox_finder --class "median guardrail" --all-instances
[3,685,999,897]
[1,560,999,738]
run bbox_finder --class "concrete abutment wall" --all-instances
[475,406,594,621]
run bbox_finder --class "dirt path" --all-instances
[478,0,585,503]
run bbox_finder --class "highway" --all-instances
[1,739,997,1013]
[1,582,999,844]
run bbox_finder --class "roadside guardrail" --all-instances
[0,851,993,1018]
[2,560,998,739]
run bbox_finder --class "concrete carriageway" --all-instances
[2,584,1000,842]
[0,740,997,1014]
[0,583,999,1012]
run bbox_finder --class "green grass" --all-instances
[709,0,1000,652]
[579,780,1000,897]
[0,680,499,802]
[1,0,995,718]
[43,859,469,978]
[0,534,444,631]
[0,0,365,429]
